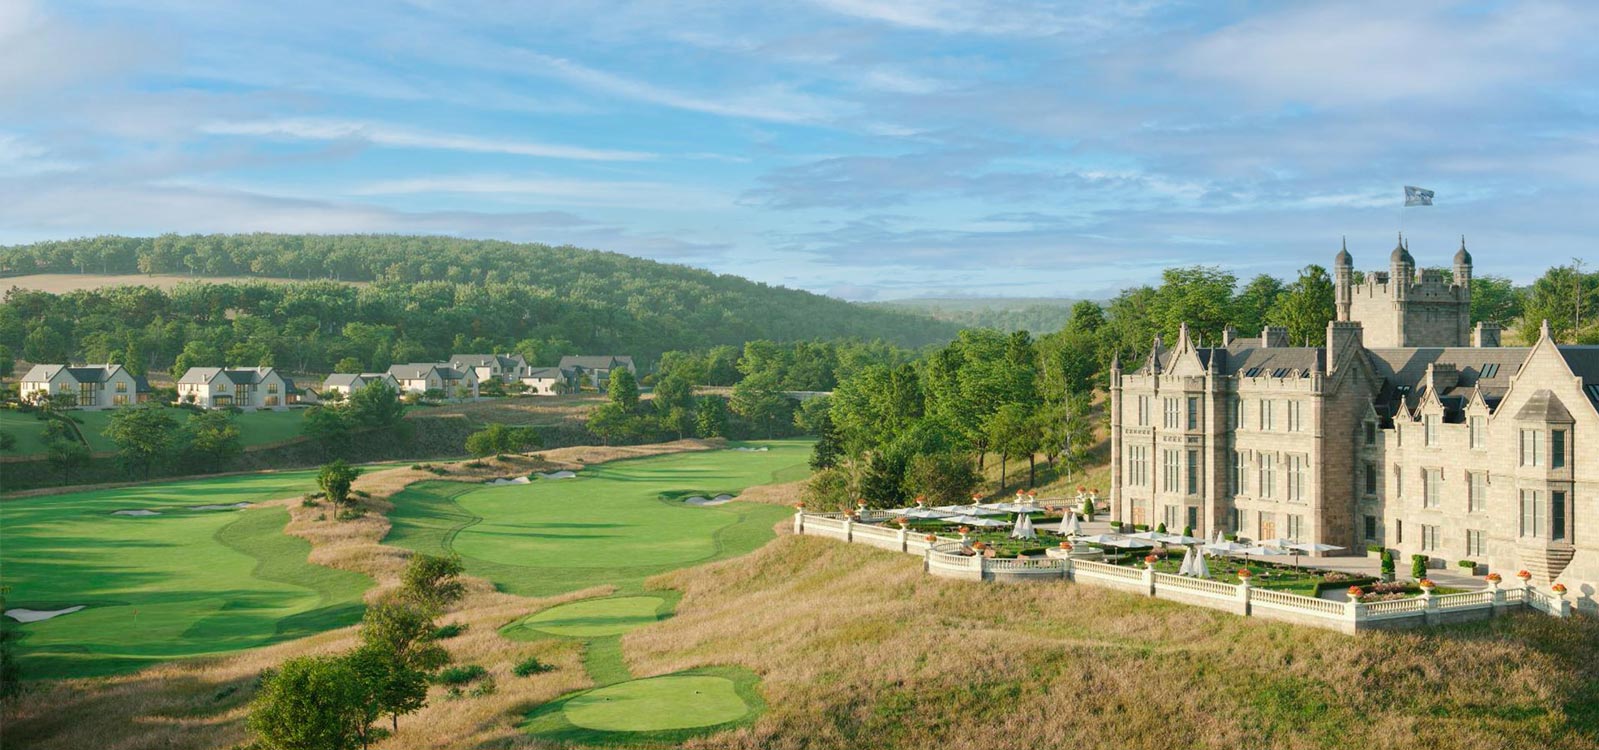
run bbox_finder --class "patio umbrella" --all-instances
[1155,532,1207,545]
[1203,539,1250,556]
[1010,512,1036,540]
[1193,549,1210,578]
[1058,512,1082,536]
[1257,537,1299,550]
[1125,530,1166,541]
[943,515,1010,528]
[1282,541,1344,569]
[897,508,955,520]
[1213,529,1227,546]
[1075,533,1128,545]
[1235,544,1290,572]
[1178,546,1195,576]
[1098,536,1156,549]
[934,504,1006,517]
[978,502,1035,513]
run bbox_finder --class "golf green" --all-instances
[0,470,372,678]
[385,440,811,597]
[509,596,668,638]
[563,674,750,731]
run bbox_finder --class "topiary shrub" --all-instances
[1182,525,1193,537]
[1155,522,1167,534]
[1380,549,1395,578]
[1410,554,1428,581]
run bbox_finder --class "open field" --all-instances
[0,273,365,293]
[0,407,309,459]
[385,439,811,597]
[0,469,371,678]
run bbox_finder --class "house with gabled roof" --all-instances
[322,372,401,398]
[387,363,479,401]
[176,367,291,410]
[557,355,636,391]
[1110,238,1599,613]
[448,353,529,384]
[520,366,572,396]
[19,363,146,410]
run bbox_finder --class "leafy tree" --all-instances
[346,643,429,735]
[586,402,636,445]
[1469,275,1523,327]
[730,372,793,439]
[902,452,979,506]
[360,600,450,671]
[346,381,408,436]
[302,405,350,447]
[23,326,69,364]
[465,423,541,457]
[399,553,466,614]
[0,586,20,698]
[105,404,180,479]
[985,403,1035,491]
[45,439,91,485]
[651,373,696,439]
[1233,274,1285,336]
[317,459,360,507]
[169,339,222,380]
[185,410,243,466]
[247,655,368,750]
[0,344,13,378]
[608,369,640,411]
[694,395,729,438]
[334,356,364,373]
[1269,264,1336,345]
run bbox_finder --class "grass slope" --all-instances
[0,407,308,458]
[384,440,810,597]
[1,470,371,678]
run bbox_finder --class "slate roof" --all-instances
[1515,390,1574,423]
[1364,347,1529,418]
[525,367,566,379]
[20,364,129,383]
[388,363,469,380]
[1135,340,1323,378]
[558,355,634,371]
[450,353,524,370]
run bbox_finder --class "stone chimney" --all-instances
[1326,320,1363,362]
[1473,322,1501,348]
[1221,325,1238,347]
[1261,326,1290,348]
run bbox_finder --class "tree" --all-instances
[607,369,640,411]
[1470,275,1523,327]
[45,439,91,485]
[185,410,242,466]
[465,423,541,457]
[360,599,450,671]
[902,452,979,506]
[399,553,466,614]
[302,405,349,447]
[334,356,365,373]
[346,381,408,437]
[105,404,180,479]
[247,655,368,750]
[346,643,429,735]
[650,373,696,439]
[694,395,729,438]
[587,402,637,445]
[0,344,13,378]
[23,326,69,364]
[317,459,360,507]
[1269,264,1336,345]
[731,372,792,439]
[169,339,222,380]
[985,403,1035,492]
[0,586,20,698]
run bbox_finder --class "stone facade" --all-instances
[1111,238,1599,614]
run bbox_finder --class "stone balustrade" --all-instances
[792,509,1575,634]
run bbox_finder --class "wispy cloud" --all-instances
[198,118,654,161]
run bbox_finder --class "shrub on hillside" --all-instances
[434,665,487,685]
[513,657,554,677]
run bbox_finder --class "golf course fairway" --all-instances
[0,470,372,679]
[385,439,811,597]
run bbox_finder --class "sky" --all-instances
[2,1,1597,300]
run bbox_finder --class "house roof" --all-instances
[1134,340,1323,379]
[178,367,277,385]
[1514,389,1574,423]
[388,363,470,380]
[21,364,128,383]
[558,355,634,370]
[525,366,566,379]
[450,353,524,369]
[324,373,364,388]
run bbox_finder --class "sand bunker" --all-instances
[111,509,160,516]
[485,476,532,485]
[535,470,578,480]
[732,446,769,452]
[192,502,252,510]
[5,606,86,623]
[684,494,736,506]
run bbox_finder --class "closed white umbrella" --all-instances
[1193,549,1210,578]
[1010,512,1036,540]
[1058,512,1082,536]
[1213,529,1227,545]
[1178,546,1195,575]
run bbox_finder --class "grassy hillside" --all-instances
[868,296,1079,333]
[0,235,961,364]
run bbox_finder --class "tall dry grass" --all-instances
[1,442,714,749]
[626,536,1599,750]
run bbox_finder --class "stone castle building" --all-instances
[1109,237,1598,613]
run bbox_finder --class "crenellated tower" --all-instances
[1339,234,1471,348]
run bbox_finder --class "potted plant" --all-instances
[1552,582,1569,598]
[1418,578,1436,594]
[1485,572,1503,584]
[1517,569,1533,583]
[895,517,909,528]
[1237,568,1253,581]
[1348,585,1364,598]
[1143,554,1159,569]
[924,533,938,543]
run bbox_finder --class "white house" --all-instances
[322,372,401,398]
[387,363,479,401]
[19,364,146,410]
[448,353,530,384]
[176,367,292,410]
[520,366,571,395]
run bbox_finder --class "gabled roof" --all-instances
[558,355,633,370]
[1134,338,1321,379]
[179,367,278,385]
[450,353,524,369]
[324,373,364,388]
[525,366,566,379]
[1514,389,1574,423]
[1365,347,1528,417]
[388,363,470,380]
[21,364,128,383]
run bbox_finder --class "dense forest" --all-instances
[0,234,958,374]
[866,297,1079,333]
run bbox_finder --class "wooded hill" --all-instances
[0,234,959,373]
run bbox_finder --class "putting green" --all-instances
[385,440,811,597]
[564,674,750,731]
[509,596,667,638]
[0,470,372,678]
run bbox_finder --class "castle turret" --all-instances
[1335,238,1353,321]
[1390,233,1414,297]
[1350,234,1471,347]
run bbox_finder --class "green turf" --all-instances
[520,666,766,746]
[0,469,372,678]
[385,440,810,597]
[564,674,750,730]
[0,407,309,457]
[509,596,668,638]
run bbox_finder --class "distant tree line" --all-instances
[0,234,959,374]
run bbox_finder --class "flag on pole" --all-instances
[1404,186,1434,206]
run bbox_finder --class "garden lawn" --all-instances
[0,470,371,679]
[385,440,810,597]
[0,410,53,455]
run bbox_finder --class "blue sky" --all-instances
[2,1,1597,300]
